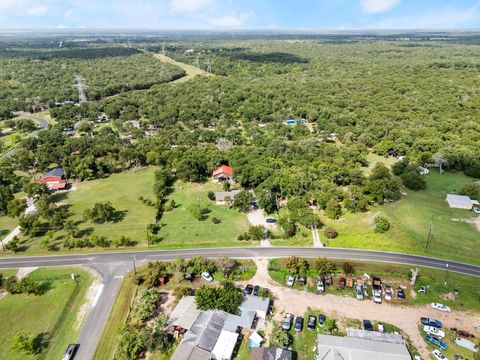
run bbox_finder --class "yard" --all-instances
[159,181,252,248]
[320,170,480,265]
[0,267,93,360]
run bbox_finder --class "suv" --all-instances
[243,284,253,295]
[397,287,406,300]
[287,275,295,287]
[253,285,261,296]
[363,319,373,331]
[201,272,213,282]
[316,277,325,292]
[318,314,326,327]
[282,313,293,331]
[355,285,364,300]
[294,316,304,332]
[63,344,78,360]
[298,276,306,286]
[384,287,393,301]
[307,315,316,330]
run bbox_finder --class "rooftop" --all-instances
[250,347,293,360]
[169,296,201,331]
[183,310,229,352]
[43,167,65,178]
[171,342,211,360]
[212,165,233,177]
[240,295,270,316]
[446,194,475,209]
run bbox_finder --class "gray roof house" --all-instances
[171,342,211,360]
[223,309,256,332]
[183,310,230,352]
[169,296,201,331]
[446,194,477,209]
[316,334,411,360]
[250,347,293,360]
[240,295,270,319]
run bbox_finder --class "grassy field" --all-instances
[0,267,93,360]
[152,53,212,84]
[320,170,480,265]
[159,181,252,248]
[268,259,480,312]
[420,324,475,360]
[0,215,19,236]
[363,152,398,175]
[50,167,158,247]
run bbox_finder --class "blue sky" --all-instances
[1,0,480,29]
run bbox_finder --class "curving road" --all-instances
[1,247,478,360]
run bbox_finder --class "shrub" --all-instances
[131,288,159,322]
[401,171,426,191]
[207,191,215,201]
[342,262,355,275]
[374,216,390,233]
[323,227,338,239]
[325,199,342,219]
[212,217,221,224]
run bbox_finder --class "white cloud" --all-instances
[361,0,400,14]
[169,0,216,13]
[27,6,49,15]
[209,13,249,27]
[55,23,66,28]
[64,9,74,17]
[0,0,49,16]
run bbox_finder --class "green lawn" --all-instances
[159,181,252,248]
[0,215,18,236]
[321,170,480,265]
[0,267,93,360]
[268,259,480,312]
[420,325,474,360]
[50,167,158,247]
[363,152,398,175]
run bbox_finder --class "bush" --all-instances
[114,236,135,247]
[374,216,390,233]
[212,217,221,224]
[195,282,242,314]
[342,262,355,275]
[207,191,215,201]
[401,171,426,191]
[325,199,342,219]
[131,288,158,322]
[323,227,338,239]
[459,183,480,199]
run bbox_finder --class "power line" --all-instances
[74,74,88,104]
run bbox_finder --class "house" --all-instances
[211,330,239,360]
[446,194,478,210]
[212,165,233,181]
[171,343,211,360]
[223,309,256,333]
[169,296,201,331]
[316,333,411,360]
[97,112,109,123]
[250,348,293,360]
[240,295,270,320]
[39,167,67,191]
[215,190,241,204]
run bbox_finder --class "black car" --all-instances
[397,287,406,300]
[421,318,443,328]
[253,285,261,296]
[243,284,253,295]
[363,319,374,331]
[318,314,326,327]
[184,273,193,282]
[307,315,316,330]
[298,276,307,286]
[63,344,78,360]
[294,316,304,332]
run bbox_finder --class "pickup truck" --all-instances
[423,325,445,338]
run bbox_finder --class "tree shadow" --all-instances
[32,332,50,354]
[36,281,53,295]
[51,192,69,203]
[77,227,94,237]
[112,210,128,223]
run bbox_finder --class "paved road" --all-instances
[1,247,479,360]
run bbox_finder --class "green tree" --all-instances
[285,256,302,274]
[116,327,147,360]
[315,257,335,277]
[459,183,480,199]
[5,236,19,253]
[248,225,266,240]
[325,198,341,219]
[19,214,42,237]
[401,171,426,191]
[11,332,35,354]
[131,289,159,322]
[195,282,242,314]
[0,185,14,214]
[342,262,355,275]
[232,190,254,212]
[374,216,390,233]
[7,198,26,218]
[270,323,290,348]
[83,202,117,223]
[216,257,236,277]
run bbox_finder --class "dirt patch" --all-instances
[16,267,39,279]
[247,209,276,231]
[245,259,480,359]
[75,268,102,330]
[451,217,480,232]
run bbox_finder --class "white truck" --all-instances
[454,337,478,352]
[372,276,382,304]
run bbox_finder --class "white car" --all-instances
[432,349,448,360]
[287,275,295,287]
[316,278,325,292]
[431,302,451,312]
[474,207,480,214]
[423,325,445,338]
[384,287,392,301]
[201,272,213,282]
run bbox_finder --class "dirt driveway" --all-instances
[244,259,480,359]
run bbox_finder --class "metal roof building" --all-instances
[171,342,211,360]
[446,194,475,209]
[316,334,411,360]
[223,309,256,332]
[169,296,201,331]
[211,330,239,360]
[183,310,230,352]
[240,295,270,319]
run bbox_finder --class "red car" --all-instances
[338,277,346,289]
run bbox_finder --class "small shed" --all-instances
[446,194,475,210]
[211,330,239,360]
[240,295,270,319]
[249,331,263,349]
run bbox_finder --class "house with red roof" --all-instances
[39,167,68,191]
[212,165,233,181]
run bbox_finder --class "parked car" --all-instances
[474,207,480,214]
[282,313,293,331]
[384,286,393,301]
[396,287,406,300]
[355,284,364,300]
[294,316,304,332]
[431,349,447,360]
[426,335,448,350]
[338,277,346,289]
[184,273,193,282]
[307,315,316,331]
[243,284,253,295]
[363,320,374,331]
[298,276,307,286]
[431,303,451,312]
[423,326,446,338]
[377,323,384,333]
[266,217,277,223]
[318,314,326,327]
[373,291,382,304]
[421,318,443,328]
[325,276,332,286]
[287,275,295,287]
[316,277,325,292]
[201,272,213,282]
[418,286,427,294]
[253,285,260,296]
[62,344,78,360]
[251,202,259,210]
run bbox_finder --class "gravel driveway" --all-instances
[244,259,480,359]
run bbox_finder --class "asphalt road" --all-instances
[1,247,479,360]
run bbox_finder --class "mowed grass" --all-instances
[53,167,158,246]
[0,215,18,235]
[322,170,480,265]
[158,181,252,248]
[0,267,93,360]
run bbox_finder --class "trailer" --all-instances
[454,337,478,352]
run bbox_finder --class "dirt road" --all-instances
[246,259,480,359]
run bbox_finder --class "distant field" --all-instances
[158,181,252,248]
[321,170,479,265]
[0,267,92,360]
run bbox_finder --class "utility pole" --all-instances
[444,261,449,287]
[206,59,212,74]
[425,221,433,251]
[132,256,137,280]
